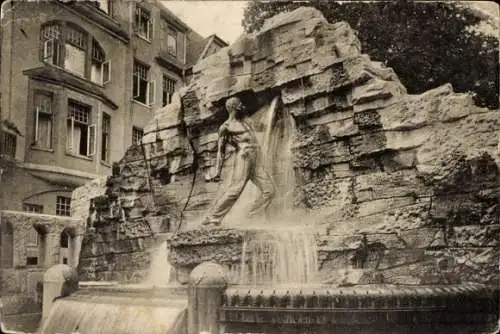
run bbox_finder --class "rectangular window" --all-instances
[135,6,153,40]
[56,196,71,216]
[64,26,86,77]
[26,257,39,266]
[33,92,53,149]
[66,101,95,157]
[23,203,44,213]
[1,132,16,159]
[162,75,176,107]
[42,24,63,67]
[167,31,177,56]
[132,127,143,145]
[101,113,111,162]
[64,44,86,77]
[133,60,155,106]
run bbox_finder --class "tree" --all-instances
[242,0,499,109]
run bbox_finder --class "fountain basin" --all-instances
[220,283,499,334]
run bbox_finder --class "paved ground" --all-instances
[3,313,41,333]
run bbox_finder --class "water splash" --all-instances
[38,297,186,334]
[145,241,171,286]
[239,228,318,285]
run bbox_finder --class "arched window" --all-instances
[26,226,43,266]
[41,21,110,85]
[1,221,14,268]
[90,39,110,85]
[60,229,73,265]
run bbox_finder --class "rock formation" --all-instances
[75,8,499,286]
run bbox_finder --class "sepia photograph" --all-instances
[0,0,498,333]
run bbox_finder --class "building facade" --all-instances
[0,0,227,215]
[0,0,227,327]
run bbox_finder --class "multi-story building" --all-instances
[0,1,227,328]
[0,0,228,215]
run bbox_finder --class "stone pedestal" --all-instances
[188,262,228,334]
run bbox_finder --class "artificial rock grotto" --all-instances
[73,7,499,290]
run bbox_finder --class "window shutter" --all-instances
[149,17,154,40]
[34,107,40,143]
[148,80,156,106]
[46,116,52,149]
[67,117,75,153]
[87,123,96,156]
[102,60,111,84]
[43,39,54,61]
[133,74,140,98]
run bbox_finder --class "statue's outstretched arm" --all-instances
[205,125,228,182]
[214,126,228,178]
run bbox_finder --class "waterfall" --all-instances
[239,228,318,285]
[145,240,171,286]
[261,96,297,218]
[234,97,318,286]
[38,297,186,334]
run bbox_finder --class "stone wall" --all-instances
[0,211,83,319]
[76,7,499,286]
[71,176,108,222]
[76,147,173,282]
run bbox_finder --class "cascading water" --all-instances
[37,240,181,334]
[38,294,186,334]
[145,240,172,286]
[262,97,297,218]
[239,228,318,285]
[236,98,319,286]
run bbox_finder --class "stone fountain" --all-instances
[33,7,499,334]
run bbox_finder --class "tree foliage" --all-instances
[242,0,499,109]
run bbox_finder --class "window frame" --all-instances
[101,112,111,162]
[135,5,153,41]
[132,126,144,146]
[23,203,44,214]
[26,257,39,266]
[167,30,177,56]
[63,24,88,78]
[91,38,111,85]
[56,196,72,217]
[1,131,16,159]
[40,22,110,84]
[66,100,96,157]
[133,60,155,106]
[33,91,54,149]
[162,74,176,107]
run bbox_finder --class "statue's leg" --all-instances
[247,164,276,218]
[202,152,251,225]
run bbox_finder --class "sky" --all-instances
[162,1,248,44]
[163,1,498,43]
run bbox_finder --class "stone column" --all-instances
[44,231,60,267]
[188,262,228,334]
[71,227,85,268]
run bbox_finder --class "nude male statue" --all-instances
[202,96,276,226]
